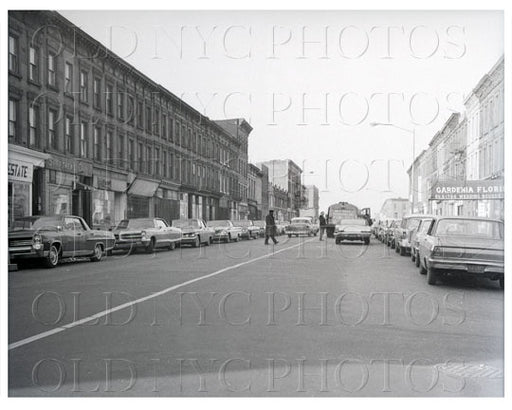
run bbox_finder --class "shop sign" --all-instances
[96,177,112,191]
[8,159,33,183]
[46,157,93,177]
[431,180,504,200]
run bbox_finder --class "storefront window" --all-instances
[92,190,115,228]
[49,186,72,216]
[8,182,30,226]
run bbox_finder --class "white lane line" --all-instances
[9,239,314,351]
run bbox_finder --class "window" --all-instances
[128,139,135,170]
[106,84,113,115]
[29,105,38,146]
[80,122,88,157]
[154,108,160,135]
[147,146,152,174]
[79,70,88,103]
[48,52,56,87]
[117,90,124,119]
[93,78,101,108]
[29,46,39,82]
[138,143,144,172]
[169,118,174,141]
[105,130,113,163]
[118,134,124,167]
[162,114,167,139]
[8,99,17,141]
[93,127,101,161]
[163,150,168,178]
[128,96,135,125]
[48,109,58,150]
[65,62,73,93]
[155,147,160,175]
[146,105,152,132]
[8,35,18,73]
[65,116,73,153]
[137,101,143,128]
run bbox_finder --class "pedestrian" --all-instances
[319,211,327,241]
[264,210,278,245]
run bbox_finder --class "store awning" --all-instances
[127,178,159,197]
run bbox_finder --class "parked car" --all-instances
[417,216,504,288]
[252,220,266,237]
[113,218,181,253]
[9,215,115,268]
[334,218,372,245]
[276,221,288,236]
[285,217,317,237]
[377,219,398,242]
[410,217,434,266]
[385,220,401,248]
[172,219,214,247]
[234,220,261,239]
[394,214,434,256]
[208,220,243,243]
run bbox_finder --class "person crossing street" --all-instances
[264,210,278,245]
[319,211,327,241]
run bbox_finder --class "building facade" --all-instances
[300,185,319,221]
[379,198,410,220]
[8,11,251,228]
[408,56,504,220]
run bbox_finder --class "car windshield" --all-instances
[173,220,199,228]
[291,218,310,224]
[435,219,503,239]
[405,218,422,230]
[116,219,154,229]
[11,217,61,231]
[236,220,253,227]
[208,220,230,227]
[339,219,367,226]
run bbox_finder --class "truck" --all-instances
[325,202,372,238]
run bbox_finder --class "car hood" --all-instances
[9,229,39,238]
[113,229,143,234]
[180,227,199,234]
[436,235,503,250]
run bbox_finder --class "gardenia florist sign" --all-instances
[431,180,504,200]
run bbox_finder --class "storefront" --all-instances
[126,177,159,219]
[155,185,180,223]
[8,145,49,227]
[92,170,127,229]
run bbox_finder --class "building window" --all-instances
[169,118,174,141]
[8,35,18,73]
[105,130,113,163]
[106,84,113,115]
[65,116,73,153]
[137,101,143,128]
[79,70,88,103]
[29,105,38,147]
[117,90,125,120]
[147,146,152,174]
[154,108,160,135]
[128,139,135,170]
[162,114,167,139]
[29,46,39,82]
[155,148,160,176]
[128,96,135,126]
[80,122,88,158]
[118,134,124,167]
[93,77,101,108]
[65,62,73,93]
[93,127,101,161]
[47,52,56,87]
[8,99,18,141]
[48,108,58,150]
[138,143,144,173]
[163,150,168,178]
[146,105,152,132]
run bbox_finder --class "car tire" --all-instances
[400,245,406,256]
[427,266,438,285]
[415,252,420,268]
[146,238,155,253]
[168,241,176,251]
[391,240,396,249]
[419,257,427,274]
[411,250,416,262]
[90,244,103,262]
[499,277,504,289]
[335,237,341,245]
[288,234,292,238]
[193,237,200,248]
[43,244,60,268]
[364,238,370,245]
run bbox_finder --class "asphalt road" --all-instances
[8,236,504,396]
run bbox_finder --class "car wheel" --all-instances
[193,236,200,248]
[415,252,420,268]
[146,238,155,253]
[91,244,103,262]
[391,240,396,249]
[419,257,427,274]
[400,245,406,256]
[427,266,438,285]
[168,241,176,251]
[395,243,399,253]
[499,277,504,289]
[364,238,370,245]
[43,244,60,268]
[335,237,341,245]
[106,249,113,257]
[411,250,416,262]
[205,237,210,246]
[287,234,291,238]
[227,234,231,243]
[234,235,240,242]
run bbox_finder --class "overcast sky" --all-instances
[60,10,503,214]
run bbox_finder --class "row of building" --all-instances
[8,11,319,229]
[407,56,504,221]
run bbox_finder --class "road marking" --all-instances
[9,239,314,351]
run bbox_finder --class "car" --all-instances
[113,218,181,253]
[234,220,261,240]
[285,217,317,237]
[208,220,243,243]
[9,215,115,268]
[276,221,288,236]
[172,218,214,247]
[377,219,398,242]
[385,220,401,248]
[252,220,266,237]
[334,218,372,245]
[394,214,435,256]
[417,216,504,288]
[410,217,434,266]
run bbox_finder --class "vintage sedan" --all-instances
[394,214,435,256]
[285,217,317,237]
[417,217,504,288]
[9,215,115,268]
[208,220,243,243]
[172,218,214,247]
[252,220,266,237]
[410,218,434,266]
[385,220,401,248]
[334,218,372,245]
[234,220,261,240]
[113,218,181,253]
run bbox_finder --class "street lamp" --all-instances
[370,122,416,213]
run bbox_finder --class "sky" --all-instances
[60,10,504,214]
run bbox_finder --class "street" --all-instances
[8,236,503,397]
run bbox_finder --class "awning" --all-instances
[127,178,159,197]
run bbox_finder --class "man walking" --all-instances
[264,210,278,245]
[319,211,327,241]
